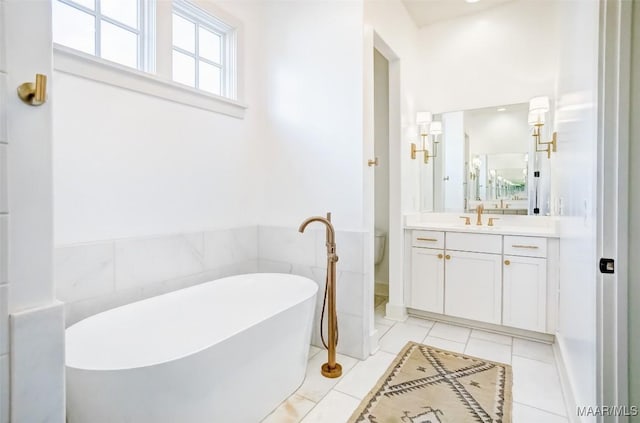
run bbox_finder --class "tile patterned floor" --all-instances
[262,302,570,423]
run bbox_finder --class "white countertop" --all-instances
[404,213,559,238]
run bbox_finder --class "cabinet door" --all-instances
[410,248,445,313]
[503,255,547,332]
[444,251,502,324]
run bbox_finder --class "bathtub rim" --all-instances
[65,272,319,371]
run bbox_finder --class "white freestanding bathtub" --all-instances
[65,273,318,423]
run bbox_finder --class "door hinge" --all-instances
[599,258,615,274]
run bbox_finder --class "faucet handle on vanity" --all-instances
[488,217,499,227]
[459,216,471,225]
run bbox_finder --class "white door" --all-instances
[597,0,633,411]
[444,251,502,324]
[502,255,547,332]
[626,0,640,409]
[410,248,444,313]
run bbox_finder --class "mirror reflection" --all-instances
[422,102,547,215]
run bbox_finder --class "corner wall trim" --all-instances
[10,301,65,422]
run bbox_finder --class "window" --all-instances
[53,0,150,70]
[171,1,234,97]
[52,0,239,103]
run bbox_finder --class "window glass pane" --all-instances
[101,0,138,29]
[101,21,138,68]
[70,0,95,10]
[173,13,195,53]
[199,27,221,63]
[53,0,96,55]
[173,50,196,87]
[199,61,221,95]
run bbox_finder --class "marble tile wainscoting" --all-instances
[55,226,259,326]
[258,225,367,360]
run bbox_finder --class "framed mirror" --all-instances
[420,102,551,215]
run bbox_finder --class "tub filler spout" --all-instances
[299,212,342,378]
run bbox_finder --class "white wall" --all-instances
[6,0,55,312]
[4,0,65,420]
[53,73,260,245]
[417,0,559,114]
[255,1,364,231]
[551,0,600,416]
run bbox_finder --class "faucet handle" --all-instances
[488,217,499,226]
[459,216,471,225]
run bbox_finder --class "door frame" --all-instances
[596,0,632,417]
[363,27,403,355]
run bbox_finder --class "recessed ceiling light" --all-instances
[465,0,481,3]
[497,107,506,112]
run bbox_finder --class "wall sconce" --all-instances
[528,96,557,159]
[411,112,442,164]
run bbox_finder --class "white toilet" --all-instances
[375,229,386,265]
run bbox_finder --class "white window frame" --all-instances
[52,0,246,118]
[54,0,152,71]
[171,0,237,99]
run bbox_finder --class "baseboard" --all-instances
[553,337,580,423]
[385,303,407,321]
[408,308,555,343]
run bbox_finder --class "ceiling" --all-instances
[401,0,515,27]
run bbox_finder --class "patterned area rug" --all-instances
[348,342,512,423]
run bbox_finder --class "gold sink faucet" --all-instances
[476,204,484,225]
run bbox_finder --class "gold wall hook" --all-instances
[17,74,47,106]
[368,157,379,167]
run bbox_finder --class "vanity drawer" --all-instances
[411,230,444,249]
[446,232,502,254]
[504,236,547,257]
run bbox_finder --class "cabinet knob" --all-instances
[504,260,511,265]
[437,253,443,259]
[445,254,451,260]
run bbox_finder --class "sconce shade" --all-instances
[528,110,545,126]
[416,111,433,124]
[429,121,442,135]
[529,96,550,113]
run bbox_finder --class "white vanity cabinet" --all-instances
[407,228,558,336]
[444,232,503,324]
[502,236,548,332]
[409,231,445,313]
[445,250,503,325]
[409,231,503,324]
